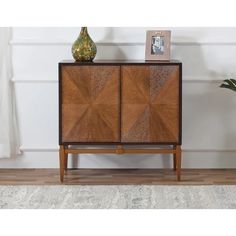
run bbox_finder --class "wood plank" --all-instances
[64,148,175,154]
[0,169,236,185]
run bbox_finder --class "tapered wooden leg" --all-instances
[64,154,68,171]
[175,145,182,181]
[59,145,65,182]
[173,146,177,170]
[64,145,68,171]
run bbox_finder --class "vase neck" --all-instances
[80,27,88,35]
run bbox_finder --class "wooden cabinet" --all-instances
[59,61,182,182]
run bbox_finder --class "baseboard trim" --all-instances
[20,147,59,152]
[19,146,236,153]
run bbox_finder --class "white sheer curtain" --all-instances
[0,27,20,158]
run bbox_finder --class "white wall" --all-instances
[1,27,236,168]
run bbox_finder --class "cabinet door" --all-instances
[121,65,180,143]
[61,65,120,143]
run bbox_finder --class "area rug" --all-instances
[0,185,236,209]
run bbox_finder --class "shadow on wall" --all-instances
[174,36,236,167]
[172,36,209,78]
[69,153,175,169]
[171,35,236,167]
[183,82,236,167]
[96,27,127,60]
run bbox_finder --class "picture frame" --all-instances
[145,30,171,61]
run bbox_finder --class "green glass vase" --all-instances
[72,27,97,61]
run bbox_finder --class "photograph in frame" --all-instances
[145,30,171,60]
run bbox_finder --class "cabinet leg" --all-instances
[175,145,182,181]
[64,145,68,171]
[173,146,177,170]
[59,145,65,182]
[64,154,68,171]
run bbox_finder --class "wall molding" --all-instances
[11,76,224,83]
[11,78,58,83]
[10,40,236,46]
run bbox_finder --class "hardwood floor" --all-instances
[0,169,236,185]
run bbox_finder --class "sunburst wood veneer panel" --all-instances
[121,65,179,142]
[61,65,120,142]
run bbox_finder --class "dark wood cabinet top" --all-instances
[59,60,182,65]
